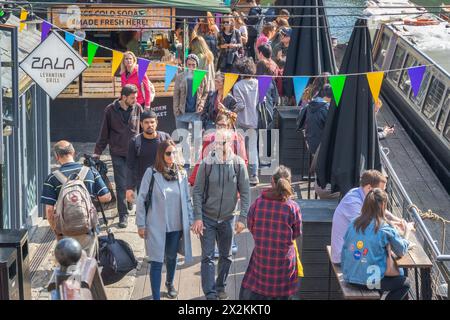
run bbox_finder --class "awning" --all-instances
[130,0,231,13]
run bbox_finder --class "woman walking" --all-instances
[240,165,302,300]
[136,140,193,300]
[120,51,153,109]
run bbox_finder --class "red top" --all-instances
[121,66,151,108]
[188,131,248,186]
[241,190,302,297]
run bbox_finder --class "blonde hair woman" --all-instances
[120,51,153,109]
[190,36,216,92]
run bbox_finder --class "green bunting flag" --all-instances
[87,42,99,66]
[192,70,207,97]
[329,75,347,107]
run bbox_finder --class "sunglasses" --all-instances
[165,151,177,156]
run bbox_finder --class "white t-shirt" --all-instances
[239,25,248,38]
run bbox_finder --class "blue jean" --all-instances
[237,126,258,176]
[111,155,128,218]
[176,112,202,130]
[200,215,234,299]
[150,231,182,300]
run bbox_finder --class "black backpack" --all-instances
[96,201,138,285]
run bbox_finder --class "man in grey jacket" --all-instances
[192,129,250,300]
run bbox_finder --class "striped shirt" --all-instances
[40,162,109,206]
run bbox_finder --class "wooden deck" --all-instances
[131,178,311,300]
[377,103,450,254]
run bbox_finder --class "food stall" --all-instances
[46,2,230,141]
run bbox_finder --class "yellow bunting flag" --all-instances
[366,71,384,104]
[112,50,124,76]
[19,9,28,32]
[223,73,239,97]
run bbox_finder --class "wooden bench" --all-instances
[326,246,381,300]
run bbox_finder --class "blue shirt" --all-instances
[41,162,109,206]
[331,187,365,263]
[341,220,409,286]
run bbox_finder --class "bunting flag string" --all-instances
[408,65,426,97]
[258,76,273,103]
[366,71,384,104]
[223,73,239,97]
[23,15,435,105]
[111,50,124,76]
[329,75,347,107]
[87,42,99,66]
[293,76,310,106]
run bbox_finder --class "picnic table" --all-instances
[395,231,433,300]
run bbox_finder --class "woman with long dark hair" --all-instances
[341,188,412,300]
[136,140,193,300]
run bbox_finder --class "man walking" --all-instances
[125,110,170,204]
[41,140,111,256]
[94,84,143,228]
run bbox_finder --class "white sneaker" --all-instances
[249,175,259,185]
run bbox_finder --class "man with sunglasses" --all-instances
[192,129,250,300]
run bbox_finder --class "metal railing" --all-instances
[381,149,450,300]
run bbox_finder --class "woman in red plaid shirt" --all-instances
[240,165,302,300]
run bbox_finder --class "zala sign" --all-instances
[20,31,88,99]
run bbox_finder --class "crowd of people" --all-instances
[39,1,412,301]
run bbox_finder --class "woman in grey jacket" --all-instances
[136,139,193,300]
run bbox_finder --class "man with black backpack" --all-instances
[41,141,112,257]
[125,110,171,204]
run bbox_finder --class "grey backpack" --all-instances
[53,166,98,236]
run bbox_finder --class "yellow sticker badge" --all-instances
[356,241,364,250]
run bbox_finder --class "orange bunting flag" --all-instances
[366,71,384,104]
[111,51,124,76]
[223,73,239,97]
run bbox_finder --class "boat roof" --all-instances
[386,16,450,74]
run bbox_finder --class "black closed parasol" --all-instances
[277,0,337,98]
[316,18,381,195]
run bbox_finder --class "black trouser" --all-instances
[356,275,410,300]
[247,35,257,61]
[111,155,128,218]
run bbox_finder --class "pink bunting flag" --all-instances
[258,76,273,103]
[137,58,151,85]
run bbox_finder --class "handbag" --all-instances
[384,243,401,277]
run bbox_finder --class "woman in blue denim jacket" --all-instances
[341,188,412,300]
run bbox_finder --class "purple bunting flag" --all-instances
[408,65,426,97]
[41,21,52,42]
[258,76,273,103]
[137,58,151,86]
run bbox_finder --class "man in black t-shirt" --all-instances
[125,110,170,204]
